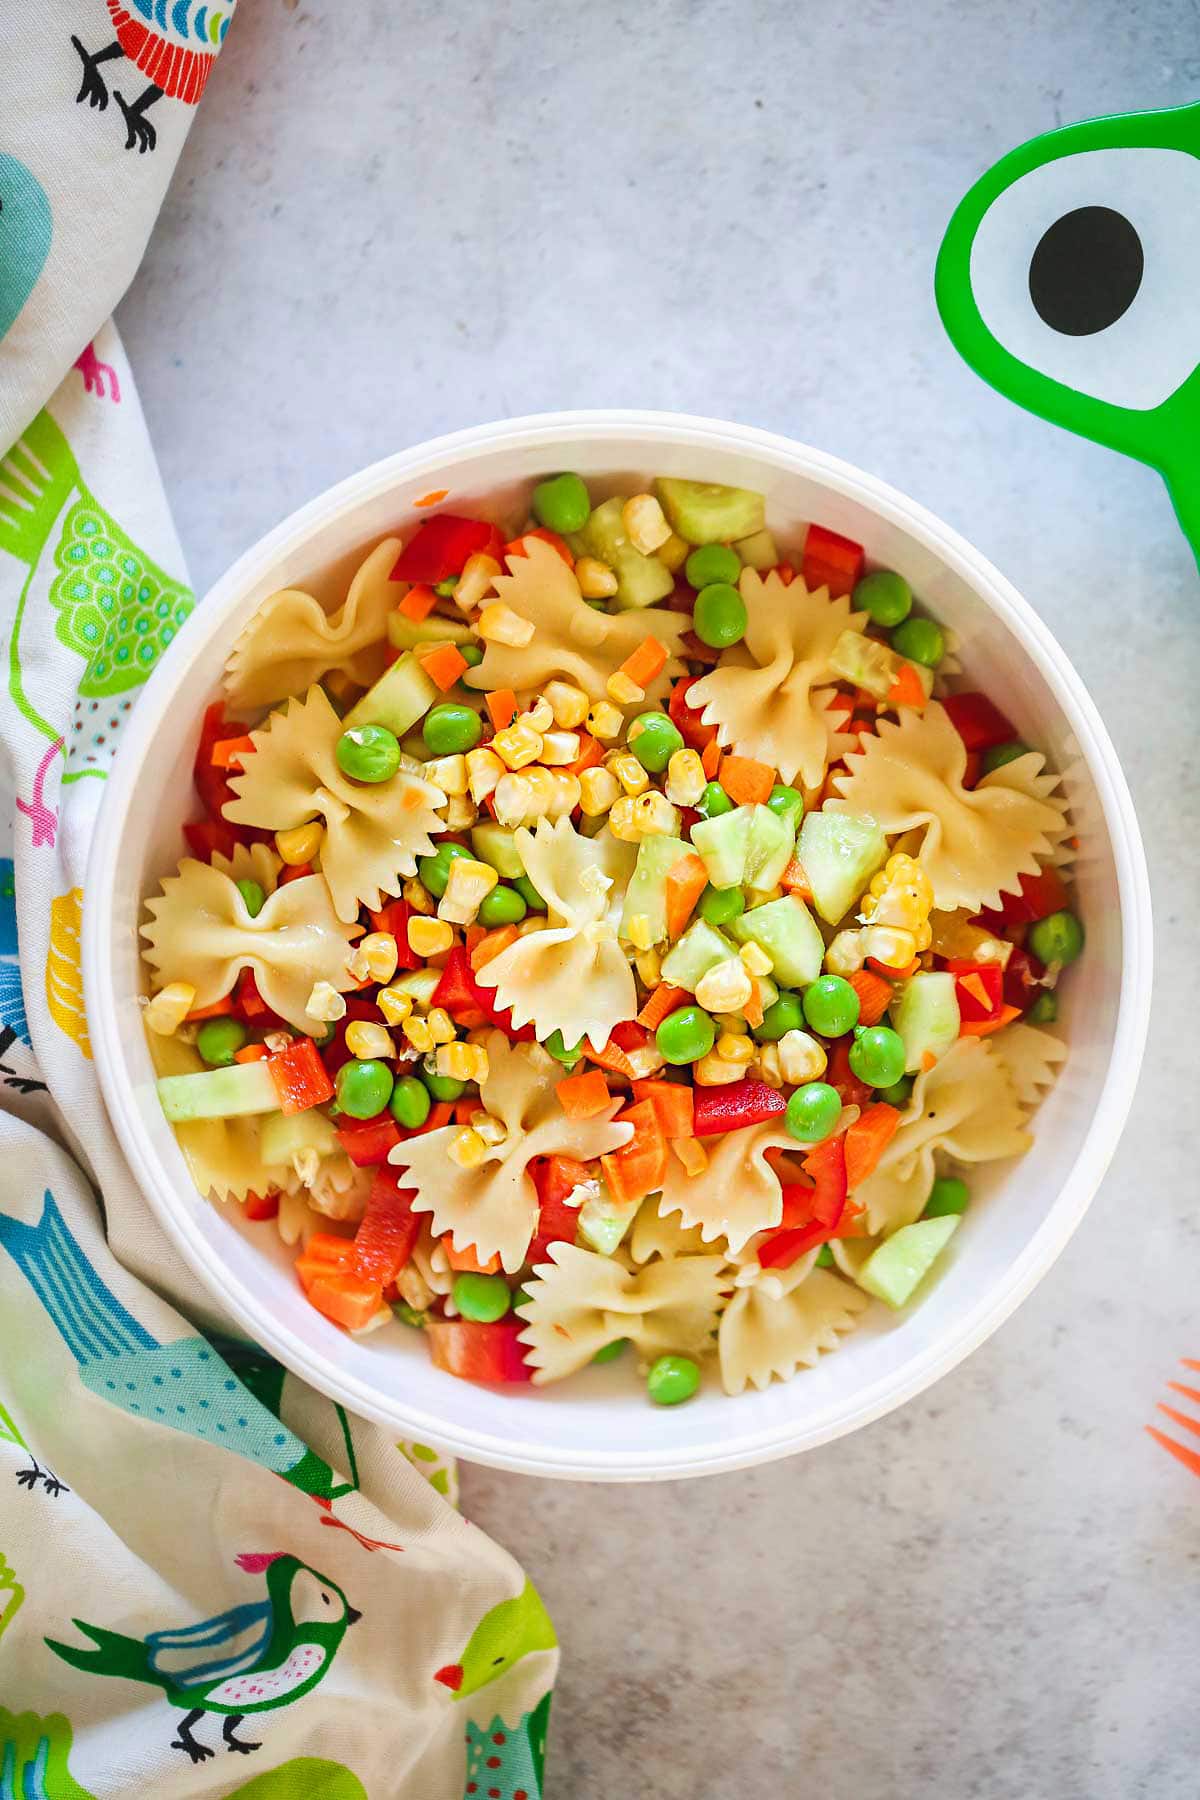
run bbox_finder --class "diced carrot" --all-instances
[585,1036,638,1079]
[398,582,438,620]
[700,737,723,779]
[744,979,765,1029]
[486,688,518,730]
[921,1051,938,1072]
[465,923,486,954]
[567,732,604,777]
[665,853,708,940]
[619,636,669,689]
[470,924,520,970]
[295,1233,356,1289]
[847,968,894,1026]
[868,955,921,980]
[720,754,775,808]
[243,1190,279,1221]
[210,735,256,769]
[453,1097,478,1125]
[234,1043,268,1063]
[506,528,574,567]
[305,1271,385,1333]
[843,1103,902,1189]
[557,1069,612,1119]
[419,644,469,691]
[601,1100,669,1207]
[413,489,448,509]
[776,563,795,586]
[886,660,927,711]
[636,983,690,1031]
[630,1078,694,1140]
[780,856,812,900]
[442,1238,503,1274]
[425,1102,454,1132]
[959,1002,1022,1038]
[186,995,235,1021]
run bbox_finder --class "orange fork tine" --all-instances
[1181,1359,1200,1372]
[1166,1381,1200,1406]
[1156,1403,1200,1442]
[1146,1425,1200,1479]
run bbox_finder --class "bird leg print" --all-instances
[72,343,120,404]
[69,0,238,155]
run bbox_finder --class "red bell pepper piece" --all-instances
[667,675,717,751]
[801,523,864,597]
[802,1135,848,1226]
[427,1318,533,1383]
[756,1198,865,1270]
[942,692,1018,753]
[182,817,239,863]
[242,1190,280,1222]
[267,1036,335,1114]
[777,1180,818,1230]
[527,1153,591,1265]
[946,958,1005,1024]
[193,701,244,819]
[336,1113,403,1167]
[825,1038,871,1109]
[691,1079,786,1138]
[983,865,1070,928]
[434,947,535,1041]
[231,969,289,1032]
[352,1168,419,1285]
[390,515,504,585]
[609,1019,649,1054]
[1002,945,1047,1012]
[367,899,422,970]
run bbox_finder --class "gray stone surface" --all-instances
[118,3,1200,1794]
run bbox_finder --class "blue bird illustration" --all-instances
[46,1552,360,1764]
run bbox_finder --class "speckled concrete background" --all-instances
[119,3,1199,1794]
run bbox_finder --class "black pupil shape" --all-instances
[1028,205,1144,336]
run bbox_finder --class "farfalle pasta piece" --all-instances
[516,1242,727,1384]
[146,1033,295,1204]
[390,1033,632,1274]
[980,750,1075,868]
[222,685,444,923]
[464,537,688,703]
[828,702,1070,914]
[717,1263,870,1395]
[473,818,637,1052]
[658,1119,796,1257]
[223,537,400,707]
[628,1193,714,1264]
[210,840,281,894]
[854,1036,1031,1237]
[989,1020,1067,1107]
[141,857,360,1029]
[688,571,865,789]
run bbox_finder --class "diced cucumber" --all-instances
[471,823,526,879]
[827,630,901,700]
[660,919,738,992]
[796,811,887,925]
[857,1215,961,1308]
[157,1060,278,1124]
[727,896,824,988]
[744,805,795,891]
[691,806,752,890]
[260,1109,339,1167]
[621,836,688,946]
[891,972,960,1073]
[733,527,778,570]
[655,478,765,546]
[578,1184,641,1255]
[343,651,438,739]
[386,611,472,651]
[389,968,442,1007]
[572,497,675,610]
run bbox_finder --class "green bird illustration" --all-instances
[435,1581,557,1800]
[936,100,1200,563]
[44,1553,360,1767]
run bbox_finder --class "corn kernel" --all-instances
[403,1016,435,1052]
[377,985,414,1026]
[603,751,645,797]
[715,1013,749,1035]
[472,1111,508,1146]
[738,940,774,977]
[824,928,867,975]
[635,791,679,837]
[544,679,591,728]
[264,1030,293,1054]
[862,924,918,967]
[757,1043,784,1087]
[625,913,654,951]
[494,772,535,826]
[519,696,554,733]
[695,958,753,1013]
[622,493,672,555]
[579,766,620,816]
[635,946,663,988]
[606,669,645,707]
[626,1044,667,1079]
[403,876,435,915]
[466,747,505,803]
[716,1031,755,1065]
[540,729,582,766]
[746,885,783,908]
[439,856,499,925]
[523,766,558,814]
[453,551,501,614]
[305,980,347,1024]
[665,747,706,807]
[426,1006,456,1045]
[778,1029,828,1085]
[517,915,547,935]
[656,530,690,573]
[444,793,479,830]
[447,1128,488,1169]
[397,1263,435,1311]
[478,603,535,647]
[586,700,624,741]
[345,944,372,983]
[693,1051,744,1086]
[492,722,543,770]
[292,1145,321,1188]
[408,916,454,957]
[575,557,618,600]
[346,1019,395,1061]
[672,1135,709,1176]
[275,819,323,866]
[607,796,641,842]
[424,753,468,797]
[144,981,196,1035]
[437,1041,490,1084]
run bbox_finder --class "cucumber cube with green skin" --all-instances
[471,823,526,879]
[621,836,689,945]
[727,896,824,988]
[571,497,674,610]
[857,1215,961,1308]
[655,478,765,546]
[343,651,439,739]
[260,1108,339,1167]
[157,1060,278,1124]
[388,968,442,1007]
[744,805,796,891]
[733,527,778,570]
[578,1186,642,1255]
[891,971,960,1073]
[386,611,472,652]
[660,919,739,992]
[691,806,752,889]
[796,810,888,924]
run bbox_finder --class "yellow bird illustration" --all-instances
[46,889,90,1058]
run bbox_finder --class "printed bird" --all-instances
[0,154,52,341]
[434,1580,557,1702]
[70,0,238,153]
[435,1582,557,1800]
[45,1553,360,1765]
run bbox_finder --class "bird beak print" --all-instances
[346,1605,363,1626]
[434,1663,464,1691]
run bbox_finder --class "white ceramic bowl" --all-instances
[85,412,1152,1481]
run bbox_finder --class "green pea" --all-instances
[235,878,266,918]
[433,577,459,598]
[685,544,741,589]
[656,1005,716,1066]
[854,569,912,628]
[336,723,402,783]
[308,1022,337,1049]
[452,1272,511,1323]
[1027,991,1058,1025]
[335,1058,394,1119]
[815,1245,836,1267]
[877,1075,914,1108]
[1028,910,1084,968]
[848,1025,907,1090]
[393,1301,428,1329]
[532,472,591,535]
[924,1176,969,1218]
[753,991,805,1043]
[785,1081,842,1143]
[460,642,484,667]
[423,703,482,756]
[891,616,945,668]
[646,1353,701,1406]
[981,741,1030,774]
[766,784,805,828]
[696,781,734,819]
[592,1338,628,1364]
[693,582,748,649]
[512,1287,533,1312]
[196,1017,247,1067]
[389,1076,432,1130]
[417,840,473,898]
[513,874,547,913]
[802,975,860,1038]
[545,1029,583,1068]
[698,884,745,927]
[423,1068,467,1102]
[629,711,684,774]
[478,883,527,927]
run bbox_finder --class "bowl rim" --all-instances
[84,409,1153,1481]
